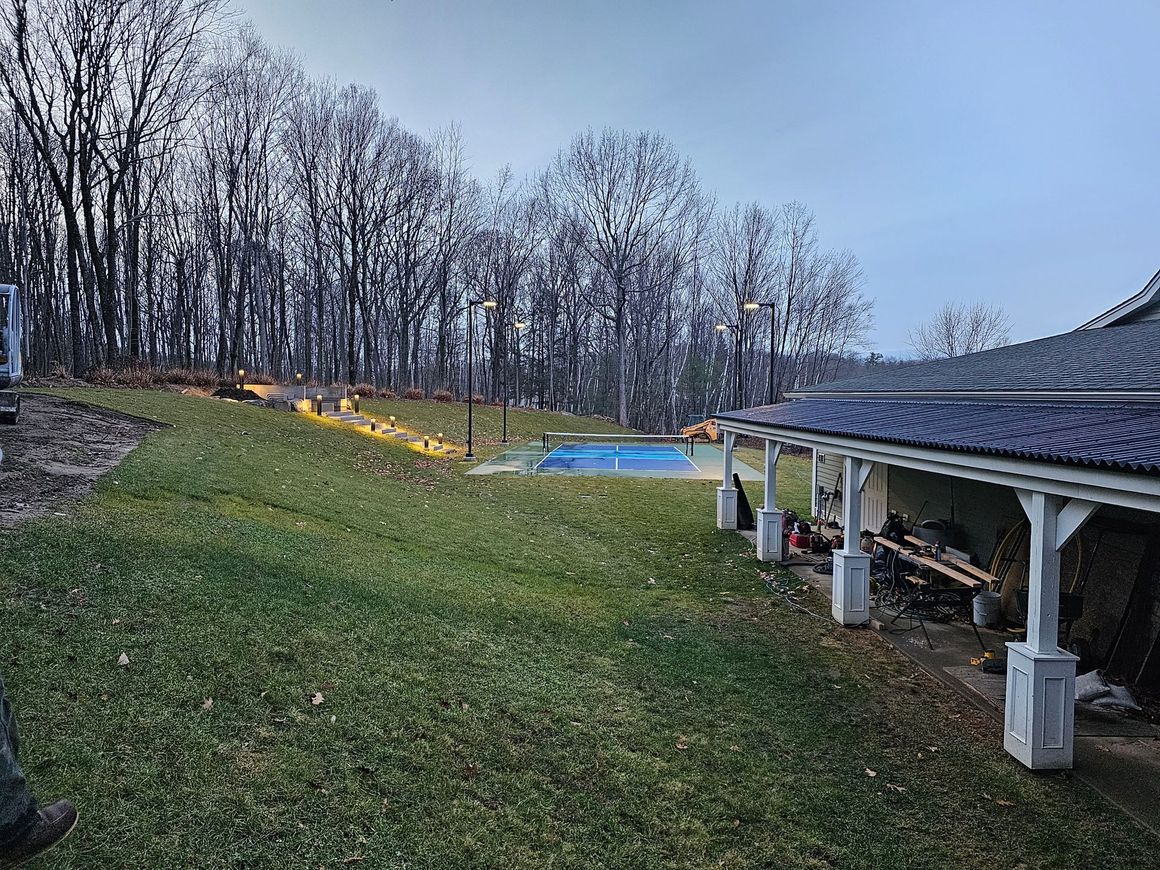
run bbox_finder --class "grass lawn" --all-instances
[359,398,630,459]
[0,389,1152,868]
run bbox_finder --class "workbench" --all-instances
[873,536,994,589]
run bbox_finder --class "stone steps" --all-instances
[312,406,455,455]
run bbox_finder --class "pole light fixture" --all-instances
[714,322,743,409]
[744,300,778,405]
[465,298,496,460]
[238,368,246,391]
[502,318,529,444]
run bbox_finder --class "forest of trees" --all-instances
[0,0,873,429]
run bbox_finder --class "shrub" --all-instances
[161,367,220,388]
[118,368,159,389]
[352,382,378,398]
[83,367,117,386]
[378,388,397,399]
[403,387,424,400]
[472,393,485,404]
[432,389,454,403]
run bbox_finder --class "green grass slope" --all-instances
[358,397,630,457]
[0,389,1149,869]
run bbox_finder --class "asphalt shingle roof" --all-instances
[717,399,1160,474]
[794,320,1160,395]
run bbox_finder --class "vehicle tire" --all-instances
[0,395,18,424]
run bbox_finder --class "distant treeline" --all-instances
[0,0,872,428]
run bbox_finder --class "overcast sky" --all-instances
[234,0,1160,354]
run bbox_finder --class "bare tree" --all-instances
[550,128,698,425]
[908,300,1011,360]
[0,6,876,429]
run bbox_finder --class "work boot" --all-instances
[0,800,78,868]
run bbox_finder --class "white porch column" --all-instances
[756,440,783,562]
[1004,490,1097,770]
[716,429,738,530]
[832,455,872,626]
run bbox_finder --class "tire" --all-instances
[0,394,18,425]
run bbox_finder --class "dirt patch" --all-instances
[0,393,165,526]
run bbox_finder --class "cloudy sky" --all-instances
[234,0,1160,353]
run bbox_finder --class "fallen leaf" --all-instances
[886,783,905,792]
[996,799,1015,807]
[201,697,214,711]
[310,692,324,706]
[111,618,121,625]
[729,745,741,752]
[675,737,690,751]
[864,768,877,777]
[117,652,130,667]
[731,818,741,828]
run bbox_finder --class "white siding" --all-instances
[812,449,888,533]
[814,449,845,524]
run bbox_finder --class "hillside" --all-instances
[0,389,1145,868]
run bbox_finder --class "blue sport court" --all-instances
[536,442,699,472]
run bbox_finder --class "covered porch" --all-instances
[713,411,1160,773]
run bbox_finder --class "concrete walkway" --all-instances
[738,529,1160,838]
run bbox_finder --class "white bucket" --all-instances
[973,591,1002,628]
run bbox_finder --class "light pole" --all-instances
[502,319,528,444]
[745,300,778,405]
[465,297,497,460]
[714,323,742,409]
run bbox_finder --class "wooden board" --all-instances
[902,534,998,585]
[873,536,982,589]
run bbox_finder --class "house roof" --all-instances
[717,399,1160,474]
[790,319,1160,398]
[1077,267,1160,329]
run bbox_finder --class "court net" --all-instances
[541,431,694,454]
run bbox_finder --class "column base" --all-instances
[756,508,784,562]
[716,487,738,530]
[1004,642,1078,769]
[832,549,871,626]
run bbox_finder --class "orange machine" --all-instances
[681,417,718,443]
